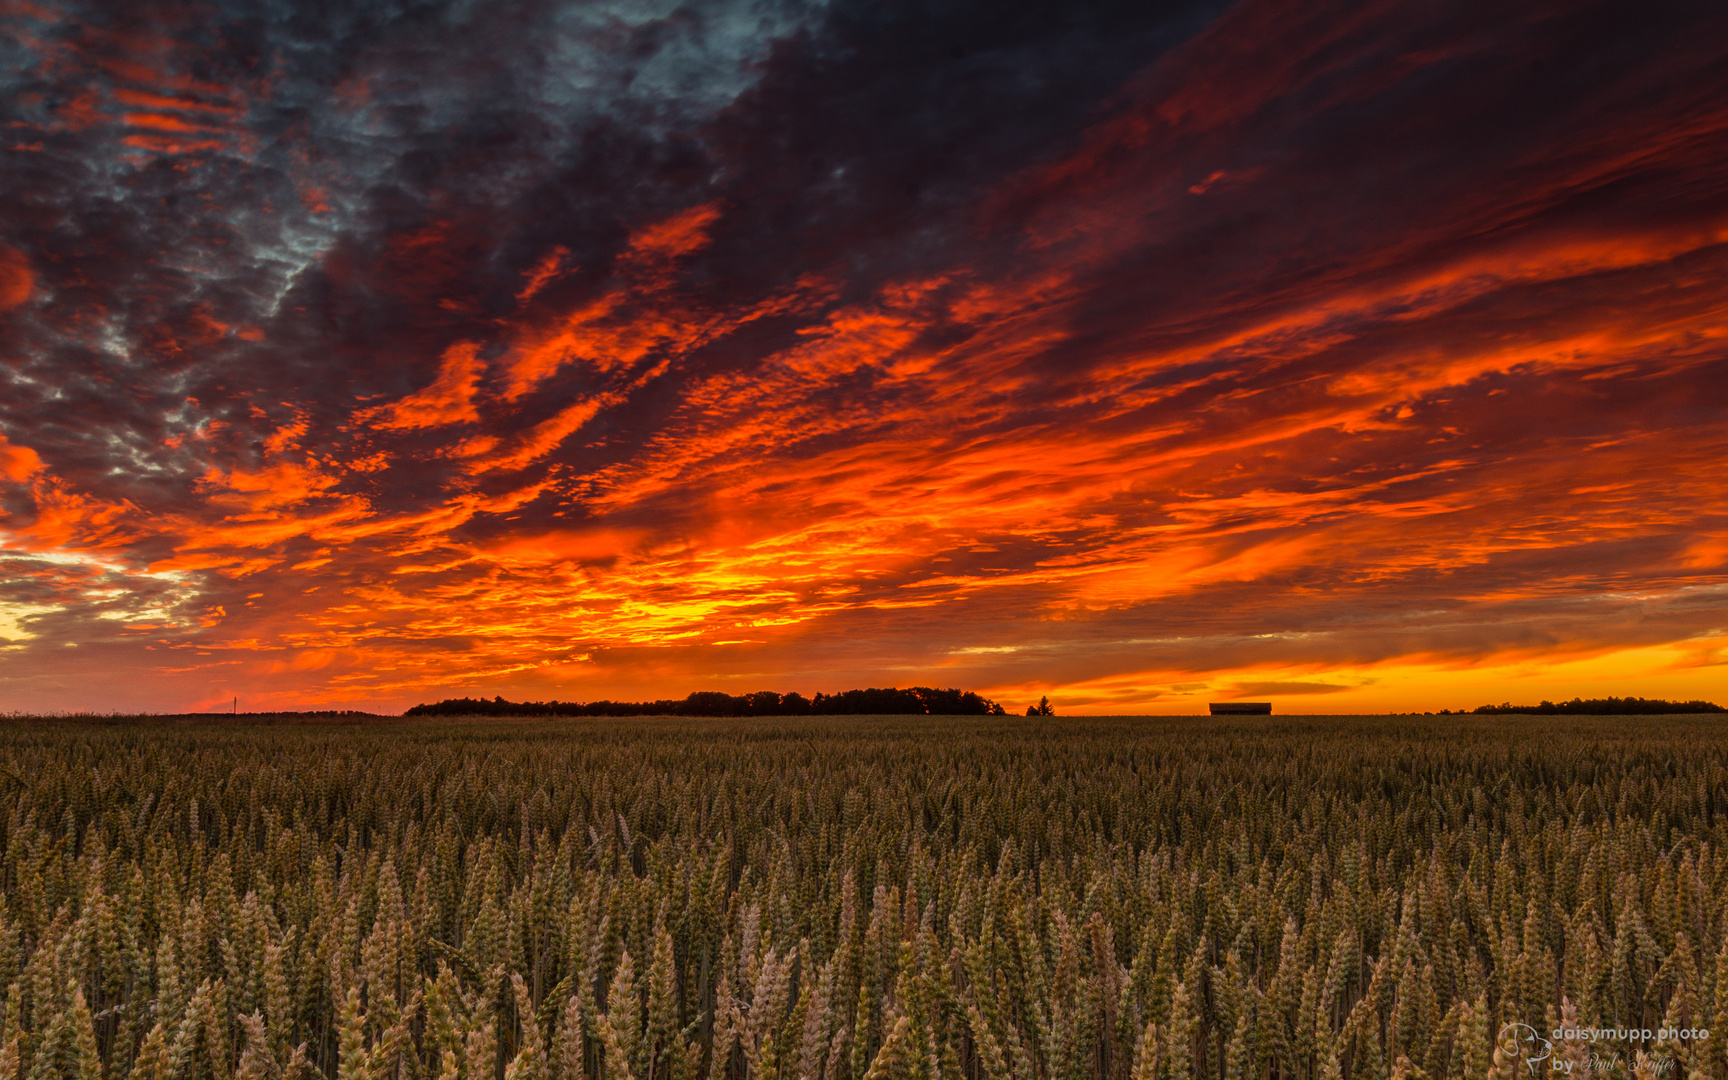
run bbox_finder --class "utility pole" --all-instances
[233,696,237,715]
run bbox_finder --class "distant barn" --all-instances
[1210,702,1272,715]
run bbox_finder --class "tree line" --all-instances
[405,686,1010,717]
[1464,695,1724,714]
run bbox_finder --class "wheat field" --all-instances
[0,714,1723,1080]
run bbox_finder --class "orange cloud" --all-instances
[626,202,723,263]
[0,246,31,311]
[0,432,41,481]
[361,342,485,430]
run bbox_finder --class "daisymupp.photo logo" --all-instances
[1499,1023,1712,1075]
[1499,1024,1552,1075]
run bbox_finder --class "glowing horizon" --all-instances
[2,0,1726,715]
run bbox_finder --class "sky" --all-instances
[1,0,1726,716]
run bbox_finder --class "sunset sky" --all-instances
[2,0,1726,715]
